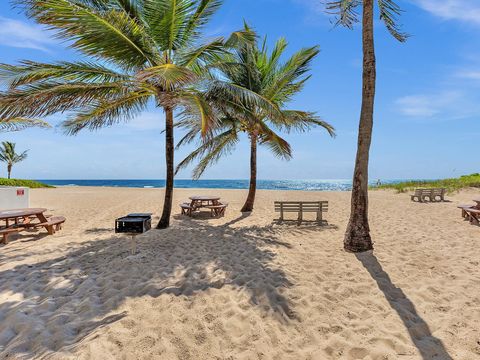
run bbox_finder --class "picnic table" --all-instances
[180,196,227,217]
[0,208,65,244]
[458,199,480,225]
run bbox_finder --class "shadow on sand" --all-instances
[0,215,331,357]
[356,252,453,360]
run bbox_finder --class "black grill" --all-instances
[115,213,152,234]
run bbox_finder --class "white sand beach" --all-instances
[0,187,479,359]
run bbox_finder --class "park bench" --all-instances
[410,188,446,202]
[431,188,446,202]
[274,201,328,224]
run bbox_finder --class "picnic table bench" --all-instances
[274,201,328,224]
[411,188,446,202]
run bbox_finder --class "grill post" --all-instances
[131,234,137,255]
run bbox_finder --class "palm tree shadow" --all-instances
[0,220,306,357]
[356,252,453,360]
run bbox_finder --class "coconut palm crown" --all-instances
[176,27,335,212]
[0,141,29,179]
[0,0,258,228]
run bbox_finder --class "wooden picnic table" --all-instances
[0,208,66,244]
[189,196,221,208]
[181,196,227,217]
[0,208,48,227]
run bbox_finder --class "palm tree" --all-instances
[176,28,335,212]
[0,142,28,179]
[0,0,250,229]
[327,0,407,252]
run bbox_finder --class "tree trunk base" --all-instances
[156,221,169,229]
[240,205,253,213]
[344,233,373,253]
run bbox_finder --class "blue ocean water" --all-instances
[37,179,407,191]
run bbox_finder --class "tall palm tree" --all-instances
[0,142,28,179]
[327,0,407,252]
[0,0,252,228]
[176,29,335,212]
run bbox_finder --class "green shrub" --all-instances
[0,178,54,188]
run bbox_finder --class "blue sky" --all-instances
[1,0,480,180]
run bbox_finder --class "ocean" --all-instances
[37,179,405,191]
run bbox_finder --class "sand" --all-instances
[0,186,479,360]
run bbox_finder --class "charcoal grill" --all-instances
[115,213,152,254]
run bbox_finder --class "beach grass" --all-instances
[0,178,54,188]
[374,173,480,192]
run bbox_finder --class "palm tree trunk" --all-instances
[157,107,175,229]
[344,0,375,253]
[7,164,12,179]
[241,134,257,212]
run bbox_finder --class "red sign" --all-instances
[17,189,24,196]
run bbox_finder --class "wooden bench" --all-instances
[274,201,328,224]
[431,188,446,202]
[180,203,194,216]
[410,189,431,202]
[410,188,446,202]
[205,203,228,217]
[31,216,66,235]
[0,227,21,245]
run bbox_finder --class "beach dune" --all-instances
[0,187,479,359]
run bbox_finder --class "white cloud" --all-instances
[396,91,463,118]
[456,69,480,80]
[0,17,56,52]
[415,0,480,25]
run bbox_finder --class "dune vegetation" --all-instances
[375,173,480,192]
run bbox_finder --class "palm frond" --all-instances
[143,0,195,51]
[224,28,257,48]
[377,0,409,42]
[138,64,198,91]
[62,90,151,134]
[177,39,226,74]
[274,110,336,137]
[182,0,223,44]
[256,121,292,160]
[0,61,129,89]
[176,128,238,179]
[326,0,361,29]
[178,91,216,136]
[0,82,132,119]
[207,80,284,122]
[20,0,157,69]
[263,46,320,104]
[0,118,50,133]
